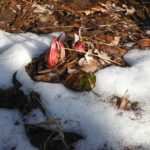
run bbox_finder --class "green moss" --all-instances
[79,72,96,91]
[64,70,96,92]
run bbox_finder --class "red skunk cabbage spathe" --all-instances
[73,41,85,52]
[46,37,60,68]
[73,33,85,52]
[57,34,65,60]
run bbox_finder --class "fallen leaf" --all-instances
[111,96,128,110]
[91,5,108,13]
[138,38,150,47]
[32,4,53,14]
[111,95,140,111]
[79,55,100,73]
[79,10,92,16]
[94,50,111,65]
[119,97,128,110]
[34,72,60,82]
[122,4,135,15]
[110,36,120,46]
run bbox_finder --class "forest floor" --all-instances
[0,0,150,150]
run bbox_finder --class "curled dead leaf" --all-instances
[79,10,92,16]
[91,5,108,13]
[94,50,111,65]
[111,96,129,110]
[34,72,60,82]
[110,36,120,46]
[122,4,135,15]
[119,97,128,110]
[111,96,140,111]
[32,4,53,14]
[138,38,150,47]
[79,55,100,73]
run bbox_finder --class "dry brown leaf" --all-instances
[119,98,128,110]
[79,55,100,73]
[77,10,92,16]
[138,38,150,47]
[111,96,138,111]
[34,72,59,82]
[110,36,120,46]
[91,5,108,13]
[32,4,53,14]
[94,50,112,65]
[122,4,135,15]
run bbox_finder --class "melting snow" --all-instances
[0,30,150,150]
[0,109,37,150]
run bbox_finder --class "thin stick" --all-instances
[44,132,55,150]
[91,53,122,66]
[65,48,122,66]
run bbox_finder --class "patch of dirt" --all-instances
[25,124,83,150]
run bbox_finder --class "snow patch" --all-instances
[95,49,150,103]
[0,30,61,89]
[0,31,150,149]
[0,109,37,150]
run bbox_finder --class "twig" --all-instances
[91,53,122,66]
[37,69,52,74]
[39,25,78,30]
[91,90,107,103]
[44,132,55,150]
[56,122,69,150]
[65,48,122,66]
[37,119,69,150]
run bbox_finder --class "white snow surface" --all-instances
[0,30,150,150]
[0,31,61,88]
[0,109,37,150]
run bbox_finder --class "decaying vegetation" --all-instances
[0,0,149,149]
